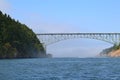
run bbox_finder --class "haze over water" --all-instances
[0,58,120,80]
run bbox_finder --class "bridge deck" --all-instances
[36,33,120,35]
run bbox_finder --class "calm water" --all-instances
[0,58,120,80]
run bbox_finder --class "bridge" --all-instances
[36,33,120,49]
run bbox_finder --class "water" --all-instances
[0,58,120,80]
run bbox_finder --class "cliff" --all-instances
[107,49,120,57]
[0,11,46,58]
[100,45,120,57]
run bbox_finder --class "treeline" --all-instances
[0,11,45,58]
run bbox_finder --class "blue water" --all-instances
[0,58,120,80]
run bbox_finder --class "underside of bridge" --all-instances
[36,33,120,47]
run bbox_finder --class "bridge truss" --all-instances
[36,33,120,46]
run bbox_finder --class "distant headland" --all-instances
[100,45,120,57]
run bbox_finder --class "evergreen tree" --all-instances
[0,11,45,58]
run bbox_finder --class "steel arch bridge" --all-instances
[36,33,120,47]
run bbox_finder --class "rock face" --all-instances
[100,45,120,57]
[107,49,120,57]
[46,54,52,58]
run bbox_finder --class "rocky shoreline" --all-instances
[99,46,120,57]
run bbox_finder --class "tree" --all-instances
[0,10,46,58]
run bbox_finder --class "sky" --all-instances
[1,0,120,57]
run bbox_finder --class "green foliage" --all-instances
[0,42,17,58]
[0,11,45,58]
[113,44,120,50]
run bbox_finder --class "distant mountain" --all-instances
[0,11,46,58]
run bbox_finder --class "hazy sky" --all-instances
[1,0,120,57]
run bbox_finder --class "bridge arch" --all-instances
[37,33,120,46]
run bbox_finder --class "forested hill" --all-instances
[0,11,46,58]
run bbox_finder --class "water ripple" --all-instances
[0,58,120,80]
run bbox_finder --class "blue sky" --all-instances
[0,0,120,57]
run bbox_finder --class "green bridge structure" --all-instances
[36,33,120,49]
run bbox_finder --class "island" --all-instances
[0,11,46,59]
